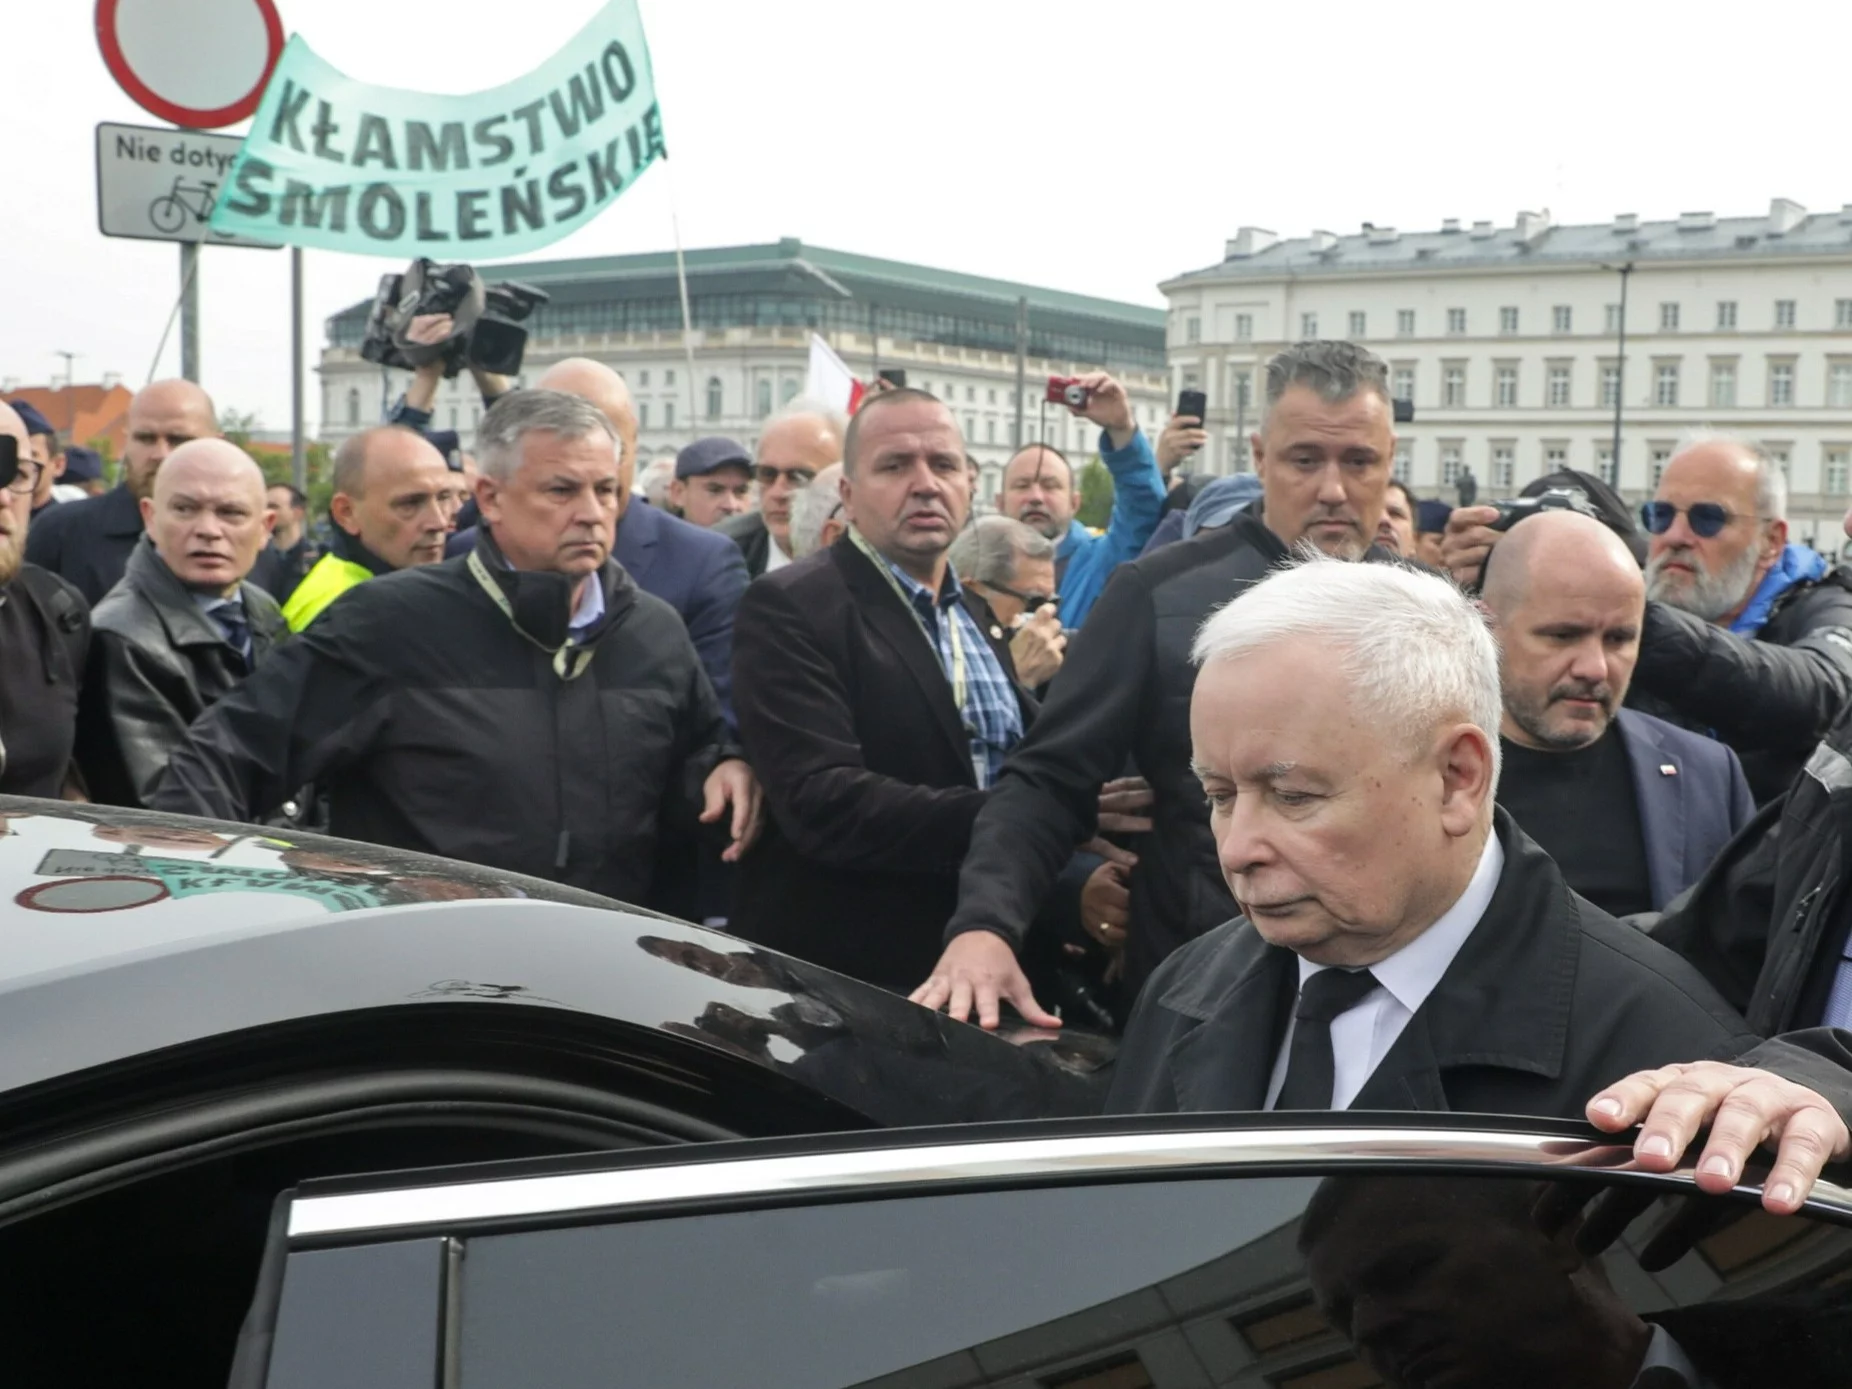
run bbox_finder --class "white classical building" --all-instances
[318,239,1169,506]
[1161,200,1852,546]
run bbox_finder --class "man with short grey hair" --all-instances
[154,389,761,903]
[914,340,1406,1029]
[1109,554,1852,1220]
[950,515,1066,690]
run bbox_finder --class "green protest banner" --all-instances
[209,0,664,257]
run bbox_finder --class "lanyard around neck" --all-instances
[467,548,595,682]
[848,526,966,713]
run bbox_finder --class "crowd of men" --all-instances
[7,332,1852,1205]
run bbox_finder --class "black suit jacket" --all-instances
[731,538,1033,990]
[1107,811,1817,1119]
[22,484,144,607]
[719,510,774,579]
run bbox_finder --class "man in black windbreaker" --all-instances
[912,341,1407,1028]
[151,391,762,905]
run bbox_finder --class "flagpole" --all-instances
[663,154,699,430]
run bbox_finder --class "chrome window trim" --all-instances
[287,1126,1852,1240]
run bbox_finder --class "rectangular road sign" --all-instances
[96,122,278,249]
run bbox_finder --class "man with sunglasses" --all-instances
[1630,437,1852,803]
[719,403,846,578]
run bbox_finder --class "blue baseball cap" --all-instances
[676,436,753,481]
[1416,499,1453,534]
[59,445,103,483]
[8,400,54,440]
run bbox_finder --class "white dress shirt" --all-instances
[568,571,605,640]
[764,535,794,572]
[1265,833,1505,1111]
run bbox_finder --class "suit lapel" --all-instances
[1618,712,1685,911]
[835,543,971,770]
[1352,1010,1450,1111]
[1163,940,1296,1112]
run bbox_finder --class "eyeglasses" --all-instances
[984,581,1061,611]
[755,464,816,489]
[2,457,43,495]
[1640,500,1760,538]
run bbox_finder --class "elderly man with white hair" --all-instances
[1109,556,1852,1217]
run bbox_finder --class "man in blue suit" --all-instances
[1483,510,1753,916]
[446,358,747,728]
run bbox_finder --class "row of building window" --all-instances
[1391,359,1852,410]
[1384,439,1850,495]
[1184,299,1852,344]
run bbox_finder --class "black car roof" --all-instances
[0,797,1109,1124]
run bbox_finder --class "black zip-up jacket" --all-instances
[151,534,734,905]
[0,564,89,798]
[944,510,1404,989]
[1650,711,1852,1039]
[79,537,286,807]
[1630,571,1852,803]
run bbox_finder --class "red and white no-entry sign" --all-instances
[96,0,286,130]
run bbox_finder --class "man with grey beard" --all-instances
[1625,435,1852,802]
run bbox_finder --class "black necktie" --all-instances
[1274,967,1381,1111]
[214,604,251,667]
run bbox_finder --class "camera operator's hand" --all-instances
[1069,372,1136,451]
[1156,413,1208,476]
[1010,604,1065,688]
[469,366,513,406]
[403,313,454,413]
[1440,505,1503,587]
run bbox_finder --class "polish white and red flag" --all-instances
[805,334,866,415]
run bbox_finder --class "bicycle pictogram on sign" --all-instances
[149,176,233,238]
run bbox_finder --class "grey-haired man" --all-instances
[153,390,760,902]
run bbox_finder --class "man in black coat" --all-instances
[1109,555,1852,1215]
[79,442,286,807]
[0,402,89,799]
[1649,705,1852,1041]
[151,391,760,906]
[730,388,1035,992]
[25,379,219,606]
[916,340,1408,1028]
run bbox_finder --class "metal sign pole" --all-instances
[179,241,201,382]
[291,246,306,491]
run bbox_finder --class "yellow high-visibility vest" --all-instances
[281,553,375,632]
